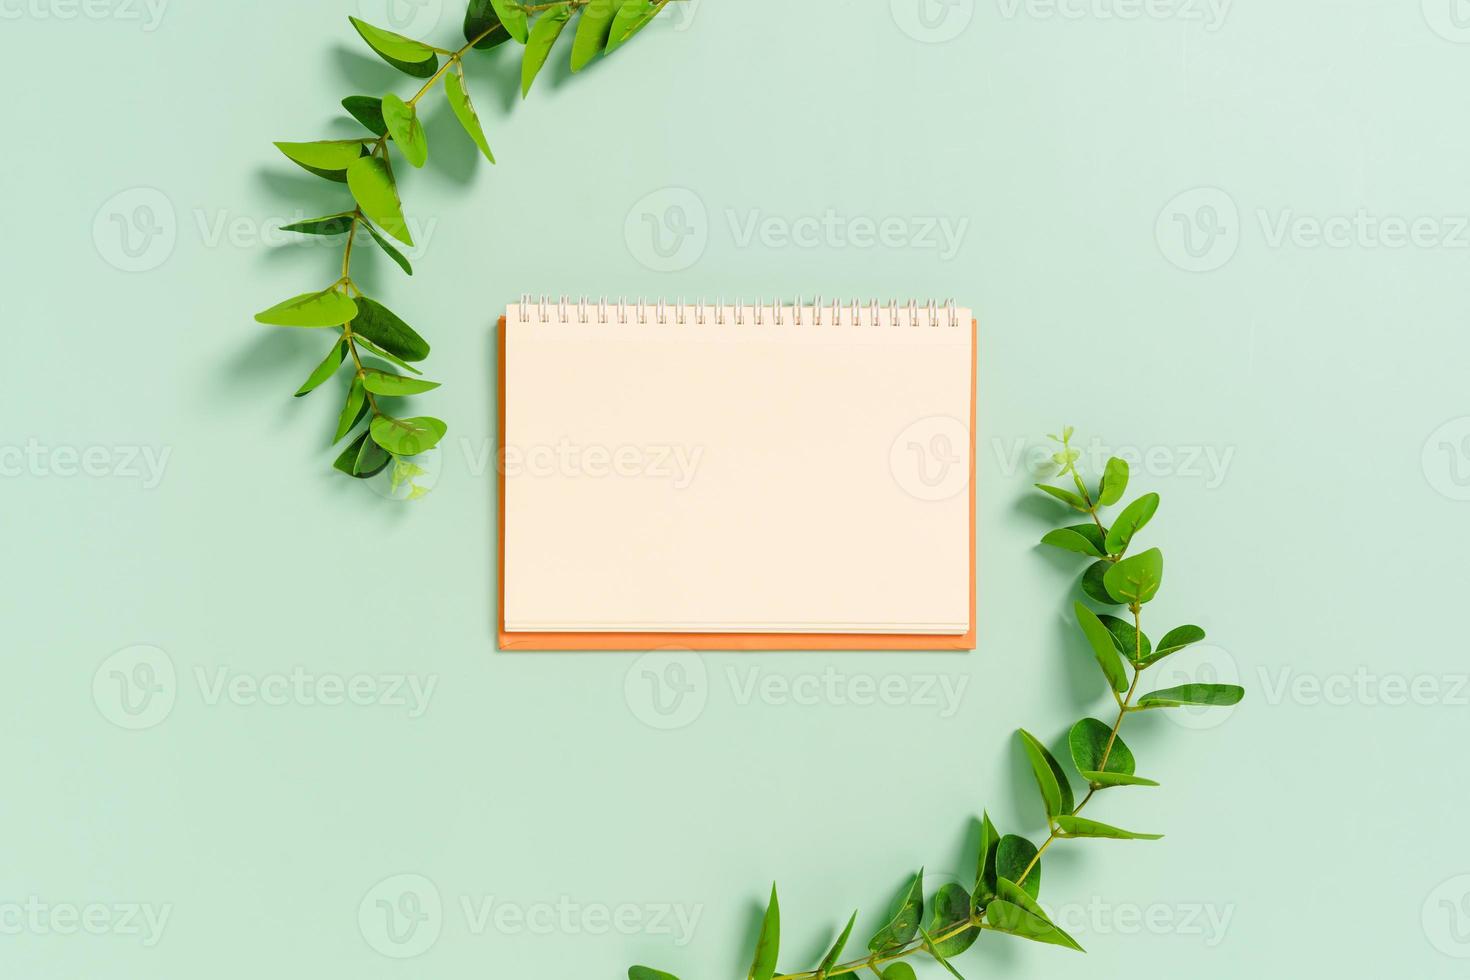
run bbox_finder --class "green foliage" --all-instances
[1136,684,1245,709]
[1074,602,1128,693]
[868,871,924,953]
[814,912,857,978]
[350,16,439,76]
[259,2,674,486]
[994,835,1039,901]
[627,429,1244,980]
[445,66,495,162]
[1104,548,1163,606]
[294,339,346,397]
[522,6,572,95]
[1054,816,1163,841]
[1017,729,1073,820]
[1104,492,1158,554]
[342,96,388,135]
[925,885,978,958]
[381,94,428,168]
[748,884,780,980]
[1096,456,1128,506]
[254,289,357,328]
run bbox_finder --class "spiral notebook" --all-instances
[497,299,976,651]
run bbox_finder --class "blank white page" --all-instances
[503,302,973,634]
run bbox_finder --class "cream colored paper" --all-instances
[503,302,973,634]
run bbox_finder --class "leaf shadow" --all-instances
[217,328,336,428]
[1015,502,1100,710]
[332,46,404,94]
[470,44,523,115]
[423,99,481,188]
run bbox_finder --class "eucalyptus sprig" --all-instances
[628,429,1245,980]
[254,0,676,486]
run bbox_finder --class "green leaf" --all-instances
[1055,815,1163,840]
[973,811,1000,907]
[361,221,413,275]
[919,924,969,979]
[349,16,438,77]
[1080,771,1159,787]
[280,213,355,236]
[1136,684,1244,710]
[1097,456,1129,506]
[335,378,367,443]
[571,0,621,70]
[342,95,388,136]
[333,430,368,476]
[331,429,390,478]
[361,368,440,396]
[522,6,572,97]
[814,912,856,979]
[355,431,392,477]
[995,836,1039,900]
[1139,625,1206,667]
[880,966,917,980]
[986,899,1083,952]
[354,334,423,375]
[254,289,357,328]
[1035,483,1088,511]
[347,156,413,246]
[988,881,1084,951]
[350,297,429,361]
[925,884,977,959]
[1098,613,1151,664]
[273,140,366,182]
[1104,492,1159,554]
[1017,729,1073,820]
[747,884,779,980]
[606,0,664,55]
[1040,525,1105,558]
[1103,548,1163,606]
[868,870,924,953]
[628,969,680,980]
[294,339,346,397]
[1080,560,1120,605]
[444,68,495,163]
[464,0,515,48]
[491,0,529,43]
[381,93,428,168]
[1068,718,1135,778]
[1074,602,1129,694]
[370,415,447,456]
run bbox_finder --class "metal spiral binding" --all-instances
[517,295,962,328]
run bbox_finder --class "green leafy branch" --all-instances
[629,429,1246,980]
[254,0,676,485]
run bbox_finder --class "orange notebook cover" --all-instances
[497,302,976,651]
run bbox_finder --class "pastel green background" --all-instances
[4,0,1469,976]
